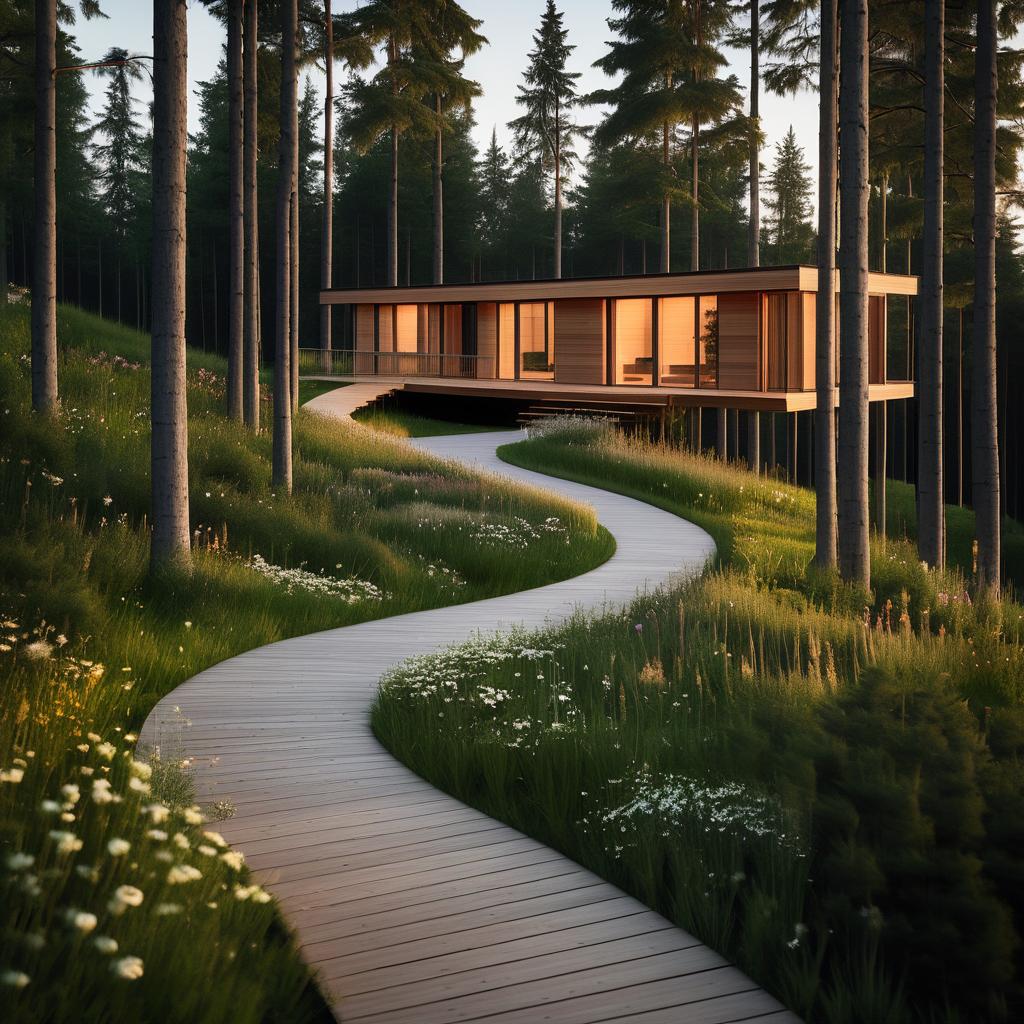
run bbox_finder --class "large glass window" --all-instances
[519,302,554,379]
[394,304,418,352]
[614,298,653,385]
[658,296,695,387]
[697,295,718,387]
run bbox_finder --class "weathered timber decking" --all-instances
[139,387,800,1023]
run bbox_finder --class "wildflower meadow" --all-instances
[0,305,610,1020]
[373,417,1024,1024]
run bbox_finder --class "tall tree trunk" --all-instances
[321,0,334,350]
[554,100,563,279]
[837,0,871,587]
[98,236,103,318]
[689,114,698,272]
[273,0,296,493]
[433,94,444,284]
[661,117,672,272]
[815,0,839,568]
[748,0,760,268]
[387,35,399,288]
[150,0,191,571]
[290,141,299,413]
[918,0,944,567]
[746,1,760,472]
[973,0,1001,594]
[957,306,963,505]
[243,0,260,429]
[874,174,887,536]
[32,0,58,413]
[226,0,244,421]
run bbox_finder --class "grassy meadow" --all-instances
[373,417,1024,1024]
[0,304,611,1022]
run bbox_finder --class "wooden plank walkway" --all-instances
[140,388,799,1023]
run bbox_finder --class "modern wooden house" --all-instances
[313,266,917,413]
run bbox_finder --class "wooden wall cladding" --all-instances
[355,304,374,352]
[427,305,441,354]
[869,295,886,384]
[498,303,516,379]
[443,305,463,355]
[377,305,394,352]
[553,298,606,385]
[718,293,759,390]
[800,293,816,390]
[785,292,802,390]
[477,303,497,378]
[417,304,429,352]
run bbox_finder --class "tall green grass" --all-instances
[0,305,611,1022]
[373,418,1024,1024]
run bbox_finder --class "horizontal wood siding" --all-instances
[427,305,441,354]
[417,303,429,352]
[553,299,605,385]
[477,303,497,378]
[785,292,802,391]
[498,303,516,379]
[377,304,394,352]
[444,305,462,355]
[800,292,816,390]
[718,293,759,390]
[355,304,374,352]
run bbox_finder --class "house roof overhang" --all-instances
[321,265,918,306]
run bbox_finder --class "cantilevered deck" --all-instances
[299,369,915,414]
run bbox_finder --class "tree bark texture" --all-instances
[321,1,334,349]
[226,0,245,421]
[387,36,399,287]
[150,0,192,570]
[973,0,1001,594]
[837,0,870,587]
[433,94,444,284]
[815,0,839,568]
[32,0,58,413]
[243,0,260,428]
[290,133,299,413]
[917,0,944,567]
[274,0,296,492]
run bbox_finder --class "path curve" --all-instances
[141,387,797,1024]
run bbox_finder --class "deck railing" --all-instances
[298,348,494,380]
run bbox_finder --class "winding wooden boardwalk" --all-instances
[140,387,798,1023]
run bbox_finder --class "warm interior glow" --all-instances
[658,296,695,387]
[614,298,652,385]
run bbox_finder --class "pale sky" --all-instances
[71,0,821,212]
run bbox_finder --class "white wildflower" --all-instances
[107,838,130,857]
[111,956,144,980]
[48,831,83,855]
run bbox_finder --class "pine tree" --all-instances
[344,1,446,287]
[763,125,813,263]
[91,48,145,326]
[477,128,511,278]
[591,0,742,273]
[510,0,579,279]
